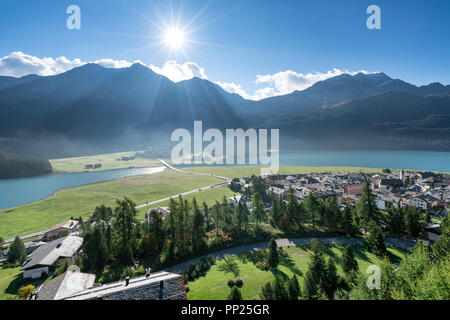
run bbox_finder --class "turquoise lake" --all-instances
[1,150,450,210]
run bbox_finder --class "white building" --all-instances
[22,236,83,279]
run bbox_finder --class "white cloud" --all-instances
[214,81,252,100]
[149,60,207,82]
[0,52,374,101]
[0,52,207,83]
[93,58,134,69]
[0,52,85,77]
[254,68,373,97]
[0,52,144,78]
[217,68,374,101]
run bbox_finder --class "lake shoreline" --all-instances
[0,166,166,210]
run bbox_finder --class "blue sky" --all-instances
[0,0,449,99]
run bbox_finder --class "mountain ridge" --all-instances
[0,64,449,156]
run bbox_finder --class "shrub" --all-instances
[235,278,244,288]
[120,266,133,280]
[206,255,216,265]
[256,260,269,271]
[133,265,145,277]
[227,279,235,288]
[18,285,35,300]
[228,286,243,300]
[217,257,240,277]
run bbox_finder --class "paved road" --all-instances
[158,159,230,181]
[135,182,229,210]
[163,236,417,273]
[5,231,47,243]
[134,160,231,210]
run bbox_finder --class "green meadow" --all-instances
[0,170,222,239]
[187,244,406,300]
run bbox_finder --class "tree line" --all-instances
[78,194,275,276]
[0,150,52,179]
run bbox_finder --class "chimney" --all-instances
[125,277,130,286]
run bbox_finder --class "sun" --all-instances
[164,27,186,49]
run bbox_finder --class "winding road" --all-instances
[135,160,230,210]
[162,236,418,273]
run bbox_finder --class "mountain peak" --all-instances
[129,62,150,70]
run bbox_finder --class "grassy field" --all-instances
[0,170,224,239]
[0,266,50,300]
[137,185,237,216]
[183,166,385,178]
[50,151,162,173]
[186,244,406,300]
[0,267,21,300]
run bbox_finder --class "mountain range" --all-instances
[0,63,449,157]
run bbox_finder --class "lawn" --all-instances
[50,151,162,173]
[186,244,406,300]
[0,170,224,239]
[183,166,384,179]
[0,266,50,300]
[0,267,21,300]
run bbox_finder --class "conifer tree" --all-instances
[268,238,279,269]
[7,236,26,265]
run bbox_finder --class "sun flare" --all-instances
[164,28,186,49]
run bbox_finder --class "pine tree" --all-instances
[7,236,27,265]
[270,198,281,226]
[386,204,404,234]
[302,270,317,300]
[341,245,359,282]
[84,227,108,273]
[251,192,266,229]
[288,275,301,300]
[404,207,425,237]
[273,275,289,300]
[324,259,339,299]
[228,287,243,300]
[192,198,206,253]
[114,197,137,263]
[304,192,319,227]
[365,221,387,257]
[236,202,250,232]
[356,182,380,230]
[324,197,339,232]
[215,201,222,238]
[432,218,449,261]
[309,239,327,283]
[259,282,274,300]
[304,239,327,299]
[167,198,177,239]
[341,206,357,236]
[268,238,279,269]
[203,201,211,232]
